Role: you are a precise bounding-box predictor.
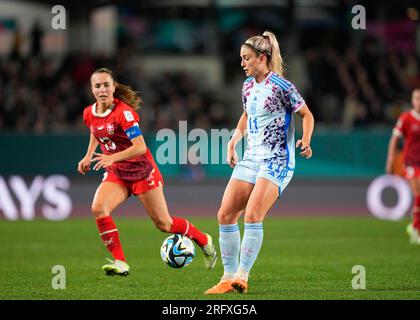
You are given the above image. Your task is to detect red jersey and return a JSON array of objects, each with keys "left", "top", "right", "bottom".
[
  {"left": 83, "top": 99, "right": 153, "bottom": 181},
  {"left": 393, "top": 110, "right": 420, "bottom": 167}
]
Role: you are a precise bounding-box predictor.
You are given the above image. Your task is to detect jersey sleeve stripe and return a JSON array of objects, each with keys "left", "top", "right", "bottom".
[
  {"left": 270, "top": 75, "right": 292, "bottom": 90},
  {"left": 293, "top": 101, "right": 305, "bottom": 112},
  {"left": 392, "top": 128, "right": 403, "bottom": 138},
  {"left": 270, "top": 77, "right": 290, "bottom": 90}
]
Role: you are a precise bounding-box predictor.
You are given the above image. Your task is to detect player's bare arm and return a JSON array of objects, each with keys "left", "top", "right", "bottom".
[
  {"left": 295, "top": 104, "right": 314, "bottom": 159},
  {"left": 91, "top": 135, "right": 147, "bottom": 171},
  {"left": 78, "top": 132, "right": 99, "bottom": 175},
  {"left": 386, "top": 134, "right": 401, "bottom": 174},
  {"left": 227, "top": 111, "right": 248, "bottom": 168}
]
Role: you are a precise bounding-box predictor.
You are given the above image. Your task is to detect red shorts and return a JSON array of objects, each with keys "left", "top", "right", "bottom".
[
  {"left": 102, "top": 165, "right": 164, "bottom": 196},
  {"left": 404, "top": 166, "right": 420, "bottom": 180}
]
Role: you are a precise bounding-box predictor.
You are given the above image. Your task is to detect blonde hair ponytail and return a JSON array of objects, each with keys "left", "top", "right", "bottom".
[
  {"left": 262, "top": 31, "right": 284, "bottom": 77},
  {"left": 243, "top": 30, "right": 284, "bottom": 77}
]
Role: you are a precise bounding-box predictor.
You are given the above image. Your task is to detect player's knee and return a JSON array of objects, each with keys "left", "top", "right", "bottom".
[
  {"left": 245, "top": 202, "right": 263, "bottom": 215},
  {"left": 91, "top": 203, "right": 109, "bottom": 219},
  {"left": 217, "top": 209, "right": 240, "bottom": 225}
]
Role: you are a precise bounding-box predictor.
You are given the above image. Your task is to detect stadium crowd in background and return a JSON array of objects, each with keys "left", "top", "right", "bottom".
[
  {"left": 0, "top": 52, "right": 230, "bottom": 133},
  {"left": 0, "top": 15, "right": 419, "bottom": 133},
  {"left": 305, "top": 42, "right": 420, "bottom": 128}
]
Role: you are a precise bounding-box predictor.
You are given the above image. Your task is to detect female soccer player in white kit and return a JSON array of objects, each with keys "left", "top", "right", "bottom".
[{"left": 205, "top": 31, "right": 314, "bottom": 294}]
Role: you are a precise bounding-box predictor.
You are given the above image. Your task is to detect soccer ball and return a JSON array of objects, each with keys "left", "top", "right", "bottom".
[{"left": 160, "top": 234, "right": 195, "bottom": 268}]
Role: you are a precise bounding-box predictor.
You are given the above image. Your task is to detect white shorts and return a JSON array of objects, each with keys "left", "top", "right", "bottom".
[{"left": 231, "top": 159, "right": 294, "bottom": 196}]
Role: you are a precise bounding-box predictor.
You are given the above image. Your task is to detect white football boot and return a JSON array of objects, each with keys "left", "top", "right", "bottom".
[
  {"left": 202, "top": 233, "right": 217, "bottom": 269},
  {"left": 102, "top": 258, "right": 130, "bottom": 276},
  {"left": 406, "top": 223, "right": 420, "bottom": 245}
]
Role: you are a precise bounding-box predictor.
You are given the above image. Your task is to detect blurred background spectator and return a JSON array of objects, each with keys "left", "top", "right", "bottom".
[{"left": 0, "top": 0, "right": 419, "bottom": 134}]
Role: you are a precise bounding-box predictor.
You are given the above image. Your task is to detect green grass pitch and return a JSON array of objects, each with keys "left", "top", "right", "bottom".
[{"left": 0, "top": 217, "right": 419, "bottom": 300}]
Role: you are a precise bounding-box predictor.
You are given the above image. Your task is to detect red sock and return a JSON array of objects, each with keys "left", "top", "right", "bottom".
[
  {"left": 96, "top": 216, "right": 126, "bottom": 261},
  {"left": 170, "top": 216, "right": 208, "bottom": 247},
  {"left": 413, "top": 196, "right": 420, "bottom": 231}
]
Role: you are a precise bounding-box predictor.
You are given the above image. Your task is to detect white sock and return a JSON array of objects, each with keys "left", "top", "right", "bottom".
[
  {"left": 219, "top": 223, "right": 240, "bottom": 280},
  {"left": 237, "top": 267, "right": 249, "bottom": 282},
  {"left": 238, "top": 222, "right": 263, "bottom": 281}
]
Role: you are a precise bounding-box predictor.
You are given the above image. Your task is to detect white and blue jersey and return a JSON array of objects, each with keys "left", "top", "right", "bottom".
[
  {"left": 242, "top": 71, "right": 305, "bottom": 169},
  {"left": 232, "top": 71, "right": 305, "bottom": 194}
]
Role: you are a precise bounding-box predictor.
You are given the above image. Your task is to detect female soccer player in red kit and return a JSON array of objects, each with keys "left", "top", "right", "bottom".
[
  {"left": 386, "top": 88, "right": 420, "bottom": 245},
  {"left": 78, "top": 68, "right": 217, "bottom": 275}
]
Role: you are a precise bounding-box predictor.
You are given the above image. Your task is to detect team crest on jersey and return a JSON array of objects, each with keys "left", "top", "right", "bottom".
[{"left": 107, "top": 123, "right": 115, "bottom": 135}]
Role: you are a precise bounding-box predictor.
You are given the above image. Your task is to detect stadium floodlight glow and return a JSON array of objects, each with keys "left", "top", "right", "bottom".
[{"left": 366, "top": 174, "right": 411, "bottom": 221}]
